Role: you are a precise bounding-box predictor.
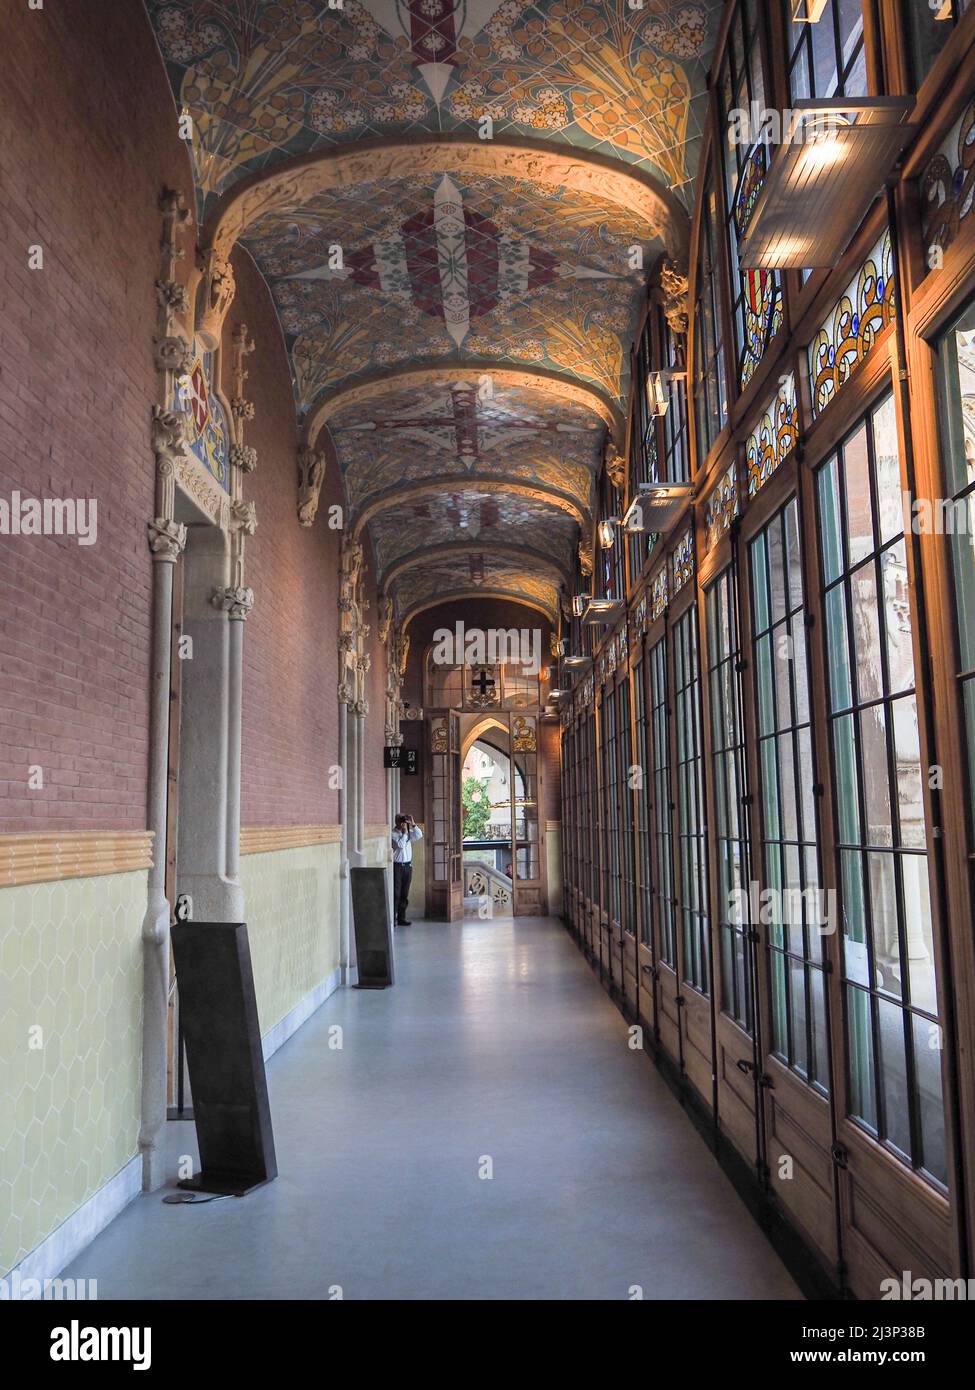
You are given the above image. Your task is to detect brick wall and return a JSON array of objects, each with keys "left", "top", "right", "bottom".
[
  {"left": 0, "top": 1, "right": 194, "bottom": 831},
  {"left": 231, "top": 252, "right": 345, "bottom": 829}
]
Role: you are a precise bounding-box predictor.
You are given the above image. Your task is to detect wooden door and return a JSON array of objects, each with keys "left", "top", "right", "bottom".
[
  {"left": 427, "top": 710, "right": 463, "bottom": 921},
  {"left": 510, "top": 713, "right": 546, "bottom": 916}
]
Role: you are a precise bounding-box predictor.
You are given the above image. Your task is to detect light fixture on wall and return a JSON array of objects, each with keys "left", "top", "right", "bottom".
[
  {"left": 572, "top": 593, "right": 591, "bottom": 617},
  {"left": 622, "top": 483, "right": 695, "bottom": 534},
  {"left": 582, "top": 597, "right": 625, "bottom": 624},
  {"left": 598, "top": 519, "right": 619, "bottom": 549},
  {"left": 739, "top": 98, "right": 915, "bottom": 270},
  {"left": 645, "top": 371, "right": 669, "bottom": 417},
  {"left": 791, "top": 0, "right": 828, "bottom": 19},
  {"left": 563, "top": 654, "right": 592, "bottom": 670}
]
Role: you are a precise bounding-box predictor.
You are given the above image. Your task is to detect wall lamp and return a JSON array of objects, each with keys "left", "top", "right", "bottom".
[
  {"left": 598, "top": 519, "right": 619, "bottom": 550},
  {"left": 571, "top": 593, "right": 591, "bottom": 618},
  {"left": 791, "top": 0, "right": 828, "bottom": 19}
]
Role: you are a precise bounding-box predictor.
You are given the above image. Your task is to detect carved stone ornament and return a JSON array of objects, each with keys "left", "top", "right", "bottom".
[
  {"left": 402, "top": 703, "right": 423, "bottom": 721},
  {"left": 151, "top": 404, "right": 188, "bottom": 462},
  {"left": 338, "top": 680, "right": 355, "bottom": 705},
  {"left": 351, "top": 698, "right": 368, "bottom": 717},
  {"left": 155, "top": 279, "right": 189, "bottom": 315},
  {"left": 549, "top": 631, "right": 561, "bottom": 658},
  {"left": 211, "top": 584, "right": 255, "bottom": 620},
  {"left": 660, "top": 258, "right": 690, "bottom": 336},
  {"left": 579, "top": 539, "right": 594, "bottom": 578},
  {"left": 356, "top": 653, "right": 372, "bottom": 676},
  {"left": 230, "top": 443, "right": 258, "bottom": 474},
  {"left": 196, "top": 249, "right": 236, "bottom": 347},
  {"left": 232, "top": 397, "right": 255, "bottom": 422},
  {"left": 297, "top": 448, "right": 326, "bottom": 527},
  {"left": 154, "top": 335, "right": 195, "bottom": 376},
  {"left": 230, "top": 499, "right": 258, "bottom": 536},
  {"left": 147, "top": 516, "right": 187, "bottom": 562},
  {"left": 378, "top": 595, "right": 393, "bottom": 646},
  {"left": 605, "top": 446, "right": 627, "bottom": 490}
]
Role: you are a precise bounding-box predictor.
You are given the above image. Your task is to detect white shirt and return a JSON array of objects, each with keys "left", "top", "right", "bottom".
[{"left": 391, "top": 826, "right": 422, "bottom": 864}]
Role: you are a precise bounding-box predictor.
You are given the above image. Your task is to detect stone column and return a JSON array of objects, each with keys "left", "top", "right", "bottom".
[
  {"left": 218, "top": 585, "right": 253, "bottom": 909},
  {"left": 140, "top": 517, "right": 186, "bottom": 1191}
]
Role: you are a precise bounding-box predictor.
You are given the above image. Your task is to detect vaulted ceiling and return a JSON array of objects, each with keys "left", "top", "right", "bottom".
[{"left": 148, "top": 0, "right": 721, "bottom": 627}]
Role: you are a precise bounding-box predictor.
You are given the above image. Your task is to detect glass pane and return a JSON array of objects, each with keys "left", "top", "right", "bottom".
[
  {"left": 912, "top": 1014, "right": 947, "bottom": 1185},
  {"left": 846, "top": 985, "right": 878, "bottom": 1132},
  {"left": 844, "top": 424, "right": 874, "bottom": 567},
  {"left": 902, "top": 857, "right": 937, "bottom": 1015},
  {"left": 851, "top": 562, "right": 883, "bottom": 703},
  {"left": 877, "top": 996, "right": 911, "bottom": 1158}
]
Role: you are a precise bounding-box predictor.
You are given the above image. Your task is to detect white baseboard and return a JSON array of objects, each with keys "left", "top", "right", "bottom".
[
  {"left": 261, "top": 964, "right": 343, "bottom": 1061},
  {"left": 2, "top": 1154, "right": 141, "bottom": 1293}
]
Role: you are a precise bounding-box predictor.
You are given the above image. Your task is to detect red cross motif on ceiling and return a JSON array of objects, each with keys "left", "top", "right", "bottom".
[{"left": 341, "top": 385, "right": 593, "bottom": 466}]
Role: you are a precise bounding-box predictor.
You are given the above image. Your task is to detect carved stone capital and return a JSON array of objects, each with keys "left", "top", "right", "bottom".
[
  {"left": 356, "top": 654, "right": 371, "bottom": 675},
  {"left": 231, "top": 443, "right": 258, "bottom": 474},
  {"left": 230, "top": 499, "right": 258, "bottom": 536},
  {"left": 154, "top": 335, "right": 195, "bottom": 376},
  {"left": 351, "top": 699, "right": 368, "bottom": 718},
  {"left": 196, "top": 248, "right": 236, "bottom": 348},
  {"left": 211, "top": 585, "right": 255, "bottom": 620},
  {"left": 385, "top": 729, "right": 404, "bottom": 747},
  {"left": 147, "top": 517, "right": 187, "bottom": 562},
  {"left": 297, "top": 448, "right": 326, "bottom": 527},
  {"left": 338, "top": 680, "right": 355, "bottom": 705}
]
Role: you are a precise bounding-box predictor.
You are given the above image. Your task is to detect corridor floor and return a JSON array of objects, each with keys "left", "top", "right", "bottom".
[{"left": 66, "top": 917, "right": 801, "bottom": 1300}]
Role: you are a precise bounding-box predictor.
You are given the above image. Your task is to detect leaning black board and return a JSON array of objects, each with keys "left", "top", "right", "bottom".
[
  {"left": 350, "top": 866, "right": 394, "bottom": 988},
  {"left": 170, "top": 921, "right": 277, "bottom": 1195}
]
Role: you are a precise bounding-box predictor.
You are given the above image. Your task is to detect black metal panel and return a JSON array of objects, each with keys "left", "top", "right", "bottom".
[
  {"left": 351, "top": 866, "right": 394, "bottom": 988},
  {"left": 170, "top": 922, "right": 277, "bottom": 1196}
]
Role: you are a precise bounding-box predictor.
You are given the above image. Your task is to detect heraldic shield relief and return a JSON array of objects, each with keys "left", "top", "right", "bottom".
[{"left": 173, "top": 344, "right": 232, "bottom": 489}]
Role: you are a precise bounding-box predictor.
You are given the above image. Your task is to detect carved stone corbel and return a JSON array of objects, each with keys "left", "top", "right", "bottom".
[
  {"left": 579, "top": 538, "right": 594, "bottom": 578},
  {"left": 605, "top": 446, "right": 626, "bottom": 490},
  {"left": 297, "top": 448, "right": 327, "bottom": 527},
  {"left": 660, "top": 258, "right": 690, "bottom": 336},
  {"left": 377, "top": 594, "right": 393, "bottom": 645},
  {"left": 211, "top": 585, "right": 255, "bottom": 620},
  {"left": 196, "top": 248, "right": 236, "bottom": 349}
]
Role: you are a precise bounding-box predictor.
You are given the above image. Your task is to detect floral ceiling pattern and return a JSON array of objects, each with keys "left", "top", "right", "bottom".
[
  {"left": 149, "top": 0, "right": 719, "bottom": 215},
  {"left": 147, "top": 0, "right": 718, "bottom": 624}
]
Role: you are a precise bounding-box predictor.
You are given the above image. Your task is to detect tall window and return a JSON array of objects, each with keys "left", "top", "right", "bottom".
[
  {"left": 662, "top": 314, "right": 690, "bottom": 484},
  {"left": 784, "top": 0, "right": 867, "bottom": 102},
  {"left": 718, "top": 0, "right": 783, "bottom": 390},
  {"left": 935, "top": 301, "right": 975, "bottom": 845},
  {"left": 674, "top": 610, "right": 710, "bottom": 994},
  {"left": 617, "top": 679, "right": 637, "bottom": 937},
  {"left": 633, "top": 659, "right": 653, "bottom": 948},
  {"left": 751, "top": 499, "right": 829, "bottom": 1088},
  {"left": 601, "top": 693, "right": 620, "bottom": 921},
  {"left": 707, "top": 569, "right": 752, "bottom": 1032},
  {"left": 817, "top": 395, "right": 946, "bottom": 1183},
  {"left": 694, "top": 173, "right": 729, "bottom": 459},
  {"left": 650, "top": 637, "right": 677, "bottom": 966},
  {"left": 906, "top": 0, "right": 970, "bottom": 90}
]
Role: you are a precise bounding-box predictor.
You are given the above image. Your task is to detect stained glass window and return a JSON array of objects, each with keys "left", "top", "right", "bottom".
[
  {"left": 808, "top": 228, "right": 895, "bottom": 416},
  {"left": 651, "top": 567, "right": 669, "bottom": 622},
  {"left": 921, "top": 98, "right": 975, "bottom": 275},
  {"left": 745, "top": 372, "right": 799, "bottom": 498},
  {"left": 694, "top": 172, "right": 729, "bottom": 459},
  {"left": 672, "top": 530, "right": 694, "bottom": 592},
  {"left": 719, "top": 1, "right": 784, "bottom": 390},
  {"left": 705, "top": 463, "right": 740, "bottom": 550}
]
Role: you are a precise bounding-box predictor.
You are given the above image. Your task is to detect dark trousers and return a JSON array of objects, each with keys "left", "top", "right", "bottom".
[{"left": 393, "top": 862, "right": 413, "bottom": 924}]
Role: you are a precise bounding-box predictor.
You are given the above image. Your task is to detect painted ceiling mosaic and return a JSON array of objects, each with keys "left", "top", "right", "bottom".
[
  {"left": 148, "top": 0, "right": 720, "bottom": 216},
  {"left": 329, "top": 380, "right": 599, "bottom": 512},
  {"left": 147, "top": 0, "right": 720, "bottom": 624},
  {"left": 240, "top": 171, "right": 660, "bottom": 407}
]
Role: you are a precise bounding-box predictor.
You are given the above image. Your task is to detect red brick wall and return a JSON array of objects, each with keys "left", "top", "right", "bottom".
[
  {"left": 229, "top": 252, "right": 348, "bottom": 829},
  {"left": 0, "top": 1, "right": 195, "bottom": 832},
  {"left": 360, "top": 552, "right": 388, "bottom": 826}
]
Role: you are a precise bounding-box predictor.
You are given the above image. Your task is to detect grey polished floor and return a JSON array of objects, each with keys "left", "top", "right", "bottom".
[{"left": 66, "top": 917, "right": 801, "bottom": 1300}]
